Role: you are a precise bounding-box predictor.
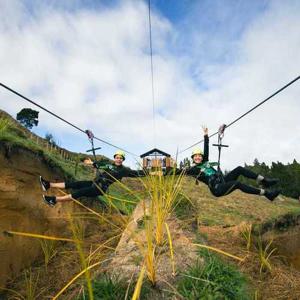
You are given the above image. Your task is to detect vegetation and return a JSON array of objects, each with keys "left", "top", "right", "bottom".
[
  {"left": 177, "top": 249, "right": 249, "bottom": 300},
  {"left": 2, "top": 110, "right": 300, "bottom": 299},
  {"left": 16, "top": 108, "right": 39, "bottom": 130},
  {"left": 243, "top": 158, "right": 300, "bottom": 199},
  {"left": 84, "top": 274, "right": 150, "bottom": 300}
]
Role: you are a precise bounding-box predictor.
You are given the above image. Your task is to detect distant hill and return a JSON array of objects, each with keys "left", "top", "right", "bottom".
[{"left": 0, "top": 109, "right": 109, "bottom": 163}]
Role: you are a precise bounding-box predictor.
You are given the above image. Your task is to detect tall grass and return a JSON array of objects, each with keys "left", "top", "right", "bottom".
[
  {"left": 68, "top": 214, "right": 94, "bottom": 300},
  {"left": 1, "top": 269, "right": 44, "bottom": 300},
  {"left": 143, "top": 167, "right": 186, "bottom": 246},
  {"left": 256, "top": 236, "right": 277, "bottom": 274},
  {"left": 177, "top": 248, "right": 250, "bottom": 300},
  {"left": 240, "top": 223, "right": 253, "bottom": 251},
  {"left": 39, "top": 240, "right": 57, "bottom": 271},
  {"left": 0, "top": 117, "right": 11, "bottom": 134}
]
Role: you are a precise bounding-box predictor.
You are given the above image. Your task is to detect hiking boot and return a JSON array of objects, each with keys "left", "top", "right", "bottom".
[
  {"left": 43, "top": 195, "right": 56, "bottom": 207},
  {"left": 261, "top": 177, "right": 279, "bottom": 188},
  {"left": 265, "top": 189, "right": 281, "bottom": 201},
  {"left": 39, "top": 176, "right": 50, "bottom": 191}
]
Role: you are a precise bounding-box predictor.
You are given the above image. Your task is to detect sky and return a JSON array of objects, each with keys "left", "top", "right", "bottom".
[{"left": 0, "top": 0, "right": 299, "bottom": 170}]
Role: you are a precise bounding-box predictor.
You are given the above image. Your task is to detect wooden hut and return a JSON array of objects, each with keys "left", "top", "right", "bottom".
[{"left": 140, "top": 148, "right": 174, "bottom": 170}]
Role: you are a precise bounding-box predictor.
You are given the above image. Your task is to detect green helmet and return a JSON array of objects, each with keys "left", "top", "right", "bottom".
[
  {"left": 191, "top": 148, "right": 203, "bottom": 159},
  {"left": 114, "top": 150, "right": 125, "bottom": 160}
]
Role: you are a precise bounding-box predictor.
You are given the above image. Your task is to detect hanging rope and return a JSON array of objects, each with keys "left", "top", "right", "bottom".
[
  {"left": 0, "top": 82, "right": 139, "bottom": 157},
  {"left": 179, "top": 75, "right": 300, "bottom": 153}
]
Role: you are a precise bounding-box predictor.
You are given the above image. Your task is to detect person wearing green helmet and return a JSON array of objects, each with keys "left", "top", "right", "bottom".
[
  {"left": 40, "top": 150, "right": 145, "bottom": 207},
  {"left": 177, "top": 126, "right": 280, "bottom": 201}
]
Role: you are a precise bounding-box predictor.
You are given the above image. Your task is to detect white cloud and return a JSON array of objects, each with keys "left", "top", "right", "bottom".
[{"left": 0, "top": 0, "right": 299, "bottom": 170}]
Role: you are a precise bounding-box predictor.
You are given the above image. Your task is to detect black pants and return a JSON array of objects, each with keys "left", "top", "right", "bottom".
[
  {"left": 65, "top": 181, "right": 104, "bottom": 199},
  {"left": 210, "top": 166, "right": 261, "bottom": 197}
]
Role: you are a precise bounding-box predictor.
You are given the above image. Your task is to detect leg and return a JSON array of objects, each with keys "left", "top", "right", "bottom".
[
  {"left": 211, "top": 181, "right": 280, "bottom": 201},
  {"left": 65, "top": 181, "right": 94, "bottom": 189},
  {"left": 52, "top": 180, "right": 94, "bottom": 189},
  {"left": 211, "top": 180, "right": 261, "bottom": 197},
  {"left": 224, "top": 166, "right": 279, "bottom": 188},
  {"left": 50, "top": 182, "right": 66, "bottom": 189},
  {"left": 224, "top": 166, "right": 258, "bottom": 182},
  {"left": 39, "top": 176, "right": 93, "bottom": 191},
  {"left": 43, "top": 183, "right": 103, "bottom": 207}
]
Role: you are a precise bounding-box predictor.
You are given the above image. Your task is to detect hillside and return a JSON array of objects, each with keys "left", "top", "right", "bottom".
[
  {"left": 1, "top": 110, "right": 300, "bottom": 299},
  {"left": 0, "top": 111, "right": 107, "bottom": 287}
]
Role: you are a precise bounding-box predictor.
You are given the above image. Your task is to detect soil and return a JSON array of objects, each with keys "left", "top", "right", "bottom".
[{"left": 0, "top": 143, "right": 73, "bottom": 287}]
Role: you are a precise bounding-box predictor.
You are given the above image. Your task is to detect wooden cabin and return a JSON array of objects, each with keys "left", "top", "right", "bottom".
[{"left": 140, "top": 148, "right": 175, "bottom": 170}]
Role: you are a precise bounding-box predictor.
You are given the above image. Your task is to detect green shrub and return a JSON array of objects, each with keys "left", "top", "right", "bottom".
[{"left": 177, "top": 249, "right": 250, "bottom": 300}]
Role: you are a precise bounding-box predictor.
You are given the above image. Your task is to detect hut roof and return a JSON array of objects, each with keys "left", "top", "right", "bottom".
[{"left": 140, "top": 148, "right": 171, "bottom": 158}]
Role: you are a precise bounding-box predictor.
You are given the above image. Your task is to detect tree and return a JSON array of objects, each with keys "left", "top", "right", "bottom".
[
  {"left": 45, "top": 132, "right": 57, "bottom": 146},
  {"left": 16, "top": 108, "right": 39, "bottom": 130}
]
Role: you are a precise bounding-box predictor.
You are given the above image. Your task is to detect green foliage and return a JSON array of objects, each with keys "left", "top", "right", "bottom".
[
  {"left": 173, "top": 194, "right": 195, "bottom": 220},
  {"left": 242, "top": 159, "right": 300, "bottom": 198},
  {"left": 180, "top": 157, "right": 191, "bottom": 169},
  {"left": 0, "top": 117, "right": 11, "bottom": 134},
  {"left": 45, "top": 132, "right": 58, "bottom": 146},
  {"left": 16, "top": 108, "right": 39, "bottom": 130},
  {"left": 177, "top": 249, "right": 250, "bottom": 300},
  {"left": 84, "top": 274, "right": 149, "bottom": 300}
]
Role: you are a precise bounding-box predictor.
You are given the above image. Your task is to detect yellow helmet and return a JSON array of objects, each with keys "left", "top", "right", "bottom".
[
  {"left": 191, "top": 148, "right": 203, "bottom": 159},
  {"left": 114, "top": 150, "right": 125, "bottom": 160}
]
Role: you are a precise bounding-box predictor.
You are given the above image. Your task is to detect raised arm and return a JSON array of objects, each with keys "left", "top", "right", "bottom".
[{"left": 203, "top": 126, "right": 209, "bottom": 162}]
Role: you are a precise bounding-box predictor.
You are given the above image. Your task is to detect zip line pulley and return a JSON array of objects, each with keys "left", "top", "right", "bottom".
[
  {"left": 212, "top": 124, "right": 228, "bottom": 173},
  {"left": 85, "top": 129, "right": 101, "bottom": 162}
]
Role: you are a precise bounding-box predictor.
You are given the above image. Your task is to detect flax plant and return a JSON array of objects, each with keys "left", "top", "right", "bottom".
[
  {"left": 131, "top": 266, "right": 146, "bottom": 300},
  {"left": 68, "top": 214, "right": 94, "bottom": 300},
  {"left": 39, "top": 239, "right": 57, "bottom": 271},
  {"left": 143, "top": 167, "right": 186, "bottom": 246},
  {"left": 240, "top": 223, "right": 252, "bottom": 251},
  {"left": 144, "top": 215, "right": 156, "bottom": 285},
  {"left": 256, "top": 237, "right": 277, "bottom": 274},
  {"left": 1, "top": 270, "right": 43, "bottom": 300}
]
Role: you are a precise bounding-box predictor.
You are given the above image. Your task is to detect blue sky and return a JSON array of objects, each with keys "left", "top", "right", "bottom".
[{"left": 0, "top": 0, "right": 300, "bottom": 169}]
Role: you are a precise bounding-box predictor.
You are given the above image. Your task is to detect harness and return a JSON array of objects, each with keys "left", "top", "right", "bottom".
[{"left": 194, "top": 161, "right": 219, "bottom": 185}]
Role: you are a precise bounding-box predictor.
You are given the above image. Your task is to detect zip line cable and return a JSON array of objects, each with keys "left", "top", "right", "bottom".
[
  {"left": 0, "top": 82, "right": 139, "bottom": 157},
  {"left": 148, "top": 0, "right": 157, "bottom": 148},
  {"left": 179, "top": 75, "right": 300, "bottom": 153}
]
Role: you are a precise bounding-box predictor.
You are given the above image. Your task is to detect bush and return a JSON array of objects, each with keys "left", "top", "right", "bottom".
[{"left": 177, "top": 249, "right": 250, "bottom": 300}]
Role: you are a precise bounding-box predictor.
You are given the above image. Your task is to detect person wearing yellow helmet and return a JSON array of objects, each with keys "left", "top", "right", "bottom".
[
  {"left": 188, "top": 126, "right": 280, "bottom": 200},
  {"left": 114, "top": 150, "right": 125, "bottom": 163},
  {"left": 40, "top": 150, "right": 144, "bottom": 207},
  {"left": 179, "top": 126, "right": 280, "bottom": 201}
]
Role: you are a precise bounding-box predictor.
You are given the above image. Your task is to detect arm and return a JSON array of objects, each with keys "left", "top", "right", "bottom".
[
  {"left": 203, "top": 126, "right": 209, "bottom": 162},
  {"left": 124, "top": 168, "right": 146, "bottom": 178},
  {"left": 185, "top": 166, "right": 200, "bottom": 177}
]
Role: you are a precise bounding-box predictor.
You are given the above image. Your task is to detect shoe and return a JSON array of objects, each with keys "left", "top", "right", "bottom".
[
  {"left": 261, "top": 177, "right": 279, "bottom": 188},
  {"left": 265, "top": 189, "right": 281, "bottom": 201},
  {"left": 39, "top": 176, "right": 50, "bottom": 191},
  {"left": 43, "top": 195, "right": 56, "bottom": 207}
]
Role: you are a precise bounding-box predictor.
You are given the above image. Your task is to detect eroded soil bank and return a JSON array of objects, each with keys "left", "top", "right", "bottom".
[{"left": 0, "top": 143, "right": 73, "bottom": 287}]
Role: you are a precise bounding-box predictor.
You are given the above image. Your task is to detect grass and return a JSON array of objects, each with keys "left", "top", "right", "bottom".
[
  {"left": 0, "top": 114, "right": 97, "bottom": 181},
  {"left": 39, "top": 240, "right": 57, "bottom": 271},
  {"left": 177, "top": 248, "right": 250, "bottom": 300},
  {"left": 240, "top": 223, "right": 252, "bottom": 251},
  {"left": 255, "top": 236, "right": 277, "bottom": 275},
  {"left": 3, "top": 111, "right": 300, "bottom": 299},
  {"left": 82, "top": 274, "right": 149, "bottom": 300},
  {"left": 181, "top": 177, "right": 300, "bottom": 227}
]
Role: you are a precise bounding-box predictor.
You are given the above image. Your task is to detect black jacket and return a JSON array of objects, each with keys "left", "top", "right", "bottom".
[
  {"left": 166, "top": 134, "right": 214, "bottom": 185},
  {"left": 94, "top": 163, "right": 145, "bottom": 191}
]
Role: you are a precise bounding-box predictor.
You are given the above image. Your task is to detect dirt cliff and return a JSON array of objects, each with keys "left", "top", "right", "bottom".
[{"left": 0, "top": 142, "right": 73, "bottom": 287}]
